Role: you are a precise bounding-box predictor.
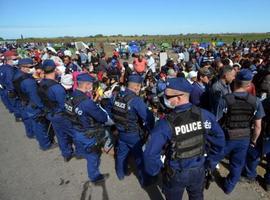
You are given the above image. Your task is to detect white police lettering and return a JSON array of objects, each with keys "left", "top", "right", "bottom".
[
  {"left": 175, "top": 121, "right": 202, "bottom": 135},
  {"left": 64, "top": 103, "right": 73, "bottom": 112},
  {"left": 114, "top": 101, "right": 126, "bottom": 109},
  {"left": 75, "top": 107, "right": 83, "bottom": 115},
  {"left": 203, "top": 120, "right": 212, "bottom": 129}
]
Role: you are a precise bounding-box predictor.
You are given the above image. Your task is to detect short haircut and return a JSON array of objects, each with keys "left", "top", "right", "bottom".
[
  {"left": 219, "top": 65, "right": 233, "bottom": 77},
  {"left": 43, "top": 66, "right": 55, "bottom": 74},
  {"left": 234, "top": 79, "right": 250, "bottom": 88}
]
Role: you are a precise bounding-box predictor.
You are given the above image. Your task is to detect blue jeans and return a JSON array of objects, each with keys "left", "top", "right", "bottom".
[{"left": 162, "top": 166, "right": 205, "bottom": 200}]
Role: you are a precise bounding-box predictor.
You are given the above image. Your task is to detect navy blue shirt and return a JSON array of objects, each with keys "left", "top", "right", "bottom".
[
  {"left": 72, "top": 89, "right": 108, "bottom": 131},
  {"left": 143, "top": 103, "right": 225, "bottom": 176},
  {"left": 1, "top": 64, "right": 16, "bottom": 91},
  {"left": 13, "top": 70, "right": 44, "bottom": 109}
]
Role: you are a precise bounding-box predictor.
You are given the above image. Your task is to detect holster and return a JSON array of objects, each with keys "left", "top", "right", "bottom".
[
  {"left": 7, "top": 91, "right": 17, "bottom": 99},
  {"left": 162, "top": 162, "right": 176, "bottom": 183}
]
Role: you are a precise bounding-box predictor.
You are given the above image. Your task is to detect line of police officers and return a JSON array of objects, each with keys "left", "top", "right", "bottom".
[{"left": 0, "top": 55, "right": 269, "bottom": 199}]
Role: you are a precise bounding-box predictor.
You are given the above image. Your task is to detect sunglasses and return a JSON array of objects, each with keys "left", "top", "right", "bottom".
[{"left": 165, "top": 94, "right": 184, "bottom": 99}]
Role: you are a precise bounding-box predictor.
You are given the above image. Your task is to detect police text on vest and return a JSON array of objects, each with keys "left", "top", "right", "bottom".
[{"left": 175, "top": 121, "right": 202, "bottom": 135}]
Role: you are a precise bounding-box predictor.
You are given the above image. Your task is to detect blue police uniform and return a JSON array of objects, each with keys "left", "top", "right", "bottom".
[
  {"left": 69, "top": 73, "right": 109, "bottom": 182},
  {"left": 215, "top": 69, "right": 265, "bottom": 194},
  {"left": 111, "top": 74, "right": 155, "bottom": 186},
  {"left": 0, "top": 64, "right": 13, "bottom": 111},
  {"left": 13, "top": 58, "right": 52, "bottom": 150},
  {"left": 242, "top": 97, "right": 270, "bottom": 185},
  {"left": 0, "top": 64, "right": 16, "bottom": 113},
  {"left": 144, "top": 77, "right": 225, "bottom": 200},
  {"left": 39, "top": 60, "right": 74, "bottom": 159}
]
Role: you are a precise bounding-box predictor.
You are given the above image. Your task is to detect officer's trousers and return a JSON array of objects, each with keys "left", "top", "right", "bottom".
[
  {"left": 243, "top": 139, "right": 270, "bottom": 184},
  {"left": 20, "top": 105, "right": 35, "bottom": 138},
  {"left": 9, "top": 97, "right": 22, "bottom": 118},
  {"left": 47, "top": 113, "right": 73, "bottom": 158},
  {"left": 162, "top": 165, "right": 205, "bottom": 200},
  {"left": 222, "top": 139, "right": 250, "bottom": 194},
  {"left": 32, "top": 117, "right": 52, "bottom": 150},
  {"left": 71, "top": 129, "right": 102, "bottom": 182},
  {"left": 116, "top": 133, "right": 148, "bottom": 186},
  {"left": 0, "top": 90, "right": 14, "bottom": 113}
]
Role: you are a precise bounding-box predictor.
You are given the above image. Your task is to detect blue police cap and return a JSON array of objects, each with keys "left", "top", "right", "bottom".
[
  {"left": 128, "top": 74, "right": 143, "bottom": 84},
  {"left": 166, "top": 77, "right": 193, "bottom": 93},
  {"left": 236, "top": 69, "right": 253, "bottom": 81},
  {"left": 18, "top": 58, "right": 33, "bottom": 66},
  {"left": 42, "top": 59, "right": 56, "bottom": 70},
  {"left": 77, "top": 73, "right": 95, "bottom": 83}
]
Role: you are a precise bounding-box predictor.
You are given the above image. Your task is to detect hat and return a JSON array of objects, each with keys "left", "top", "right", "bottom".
[
  {"left": 3, "top": 51, "right": 16, "bottom": 58},
  {"left": 233, "top": 63, "right": 241, "bottom": 69},
  {"left": 236, "top": 69, "right": 253, "bottom": 81},
  {"left": 60, "top": 74, "right": 73, "bottom": 89},
  {"left": 77, "top": 73, "right": 95, "bottom": 83},
  {"left": 56, "top": 65, "right": 65, "bottom": 75},
  {"left": 64, "top": 50, "right": 72, "bottom": 57},
  {"left": 167, "top": 77, "right": 193, "bottom": 93},
  {"left": 18, "top": 58, "right": 33, "bottom": 66},
  {"left": 188, "top": 71, "right": 197, "bottom": 79},
  {"left": 167, "top": 68, "right": 177, "bottom": 77},
  {"left": 128, "top": 74, "right": 143, "bottom": 84},
  {"left": 42, "top": 59, "right": 56, "bottom": 72},
  {"left": 146, "top": 51, "right": 153, "bottom": 56}
]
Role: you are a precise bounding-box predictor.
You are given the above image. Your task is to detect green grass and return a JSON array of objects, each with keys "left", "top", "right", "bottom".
[{"left": 16, "top": 33, "right": 270, "bottom": 44}]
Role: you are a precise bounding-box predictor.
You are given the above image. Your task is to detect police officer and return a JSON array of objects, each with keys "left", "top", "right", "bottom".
[
  {"left": 38, "top": 59, "right": 73, "bottom": 161},
  {"left": 66, "top": 73, "right": 109, "bottom": 184},
  {"left": 241, "top": 95, "right": 270, "bottom": 191},
  {"left": 12, "top": 57, "right": 55, "bottom": 150},
  {"left": 0, "top": 51, "right": 18, "bottom": 116},
  {"left": 111, "top": 74, "right": 155, "bottom": 186},
  {"left": 215, "top": 69, "right": 265, "bottom": 194},
  {"left": 143, "top": 77, "right": 225, "bottom": 200}
]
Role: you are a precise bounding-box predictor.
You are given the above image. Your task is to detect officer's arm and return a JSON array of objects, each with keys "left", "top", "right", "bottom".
[
  {"left": 143, "top": 120, "right": 171, "bottom": 176},
  {"left": 216, "top": 97, "right": 226, "bottom": 121},
  {"left": 252, "top": 99, "right": 265, "bottom": 145},
  {"left": 133, "top": 97, "right": 155, "bottom": 130},
  {"left": 85, "top": 100, "right": 108, "bottom": 123},
  {"left": 53, "top": 86, "right": 66, "bottom": 110},
  {"left": 203, "top": 110, "right": 225, "bottom": 170},
  {"left": 5, "top": 68, "right": 14, "bottom": 90},
  {"left": 24, "top": 80, "right": 44, "bottom": 108}
]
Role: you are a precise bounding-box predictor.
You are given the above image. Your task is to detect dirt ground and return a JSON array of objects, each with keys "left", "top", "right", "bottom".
[{"left": 0, "top": 102, "right": 270, "bottom": 200}]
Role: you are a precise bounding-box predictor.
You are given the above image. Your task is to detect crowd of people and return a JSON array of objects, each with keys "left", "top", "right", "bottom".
[{"left": 0, "top": 38, "right": 270, "bottom": 200}]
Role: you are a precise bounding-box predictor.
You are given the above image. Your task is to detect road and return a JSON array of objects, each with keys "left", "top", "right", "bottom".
[{"left": 0, "top": 102, "right": 269, "bottom": 200}]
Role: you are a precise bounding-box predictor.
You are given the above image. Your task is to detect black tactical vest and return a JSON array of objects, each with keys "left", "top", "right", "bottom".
[
  {"left": 13, "top": 73, "right": 33, "bottom": 103},
  {"left": 166, "top": 106, "right": 205, "bottom": 160},
  {"left": 37, "top": 79, "right": 58, "bottom": 110},
  {"left": 111, "top": 93, "right": 138, "bottom": 132},
  {"left": 223, "top": 93, "right": 257, "bottom": 139},
  {"left": 64, "top": 94, "right": 106, "bottom": 142},
  {"left": 64, "top": 94, "right": 88, "bottom": 126}
]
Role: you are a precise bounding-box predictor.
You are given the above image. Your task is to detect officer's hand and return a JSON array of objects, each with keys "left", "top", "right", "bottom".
[{"left": 250, "top": 141, "right": 256, "bottom": 148}]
